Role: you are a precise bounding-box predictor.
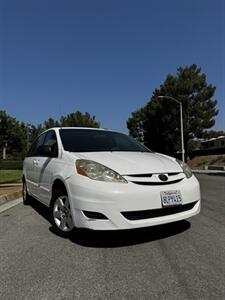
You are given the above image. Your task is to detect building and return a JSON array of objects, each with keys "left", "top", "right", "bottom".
[{"left": 201, "top": 136, "right": 225, "bottom": 150}]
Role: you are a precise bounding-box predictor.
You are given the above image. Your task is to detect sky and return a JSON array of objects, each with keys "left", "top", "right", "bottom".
[{"left": 1, "top": 0, "right": 225, "bottom": 133}]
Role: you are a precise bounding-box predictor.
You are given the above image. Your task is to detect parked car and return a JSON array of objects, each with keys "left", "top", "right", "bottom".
[{"left": 23, "top": 127, "right": 201, "bottom": 236}]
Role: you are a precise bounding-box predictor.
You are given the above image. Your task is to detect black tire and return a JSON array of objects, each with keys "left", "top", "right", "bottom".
[
  {"left": 22, "top": 179, "right": 31, "bottom": 205},
  {"left": 49, "top": 188, "right": 74, "bottom": 237}
]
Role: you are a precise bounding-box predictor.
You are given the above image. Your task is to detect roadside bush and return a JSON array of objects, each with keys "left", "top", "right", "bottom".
[{"left": 0, "top": 160, "right": 23, "bottom": 170}]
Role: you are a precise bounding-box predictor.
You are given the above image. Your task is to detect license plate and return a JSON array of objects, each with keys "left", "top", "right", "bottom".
[{"left": 160, "top": 190, "right": 182, "bottom": 207}]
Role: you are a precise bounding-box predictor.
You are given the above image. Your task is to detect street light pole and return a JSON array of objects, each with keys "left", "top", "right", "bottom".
[
  {"left": 158, "top": 96, "right": 185, "bottom": 162},
  {"left": 179, "top": 101, "right": 185, "bottom": 163}
]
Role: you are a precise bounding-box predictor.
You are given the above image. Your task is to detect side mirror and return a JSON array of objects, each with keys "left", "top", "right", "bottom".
[{"left": 37, "top": 145, "right": 52, "bottom": 157}]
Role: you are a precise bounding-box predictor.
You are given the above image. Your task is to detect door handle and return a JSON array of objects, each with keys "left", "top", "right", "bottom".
[{"left": 33, "top": 160, "right": 39, "bottom": 166}]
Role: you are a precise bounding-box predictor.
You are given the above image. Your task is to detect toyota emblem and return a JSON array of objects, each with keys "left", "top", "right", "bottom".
[{"left": 158, "top": 174, "right": 168, "bottom": 181}]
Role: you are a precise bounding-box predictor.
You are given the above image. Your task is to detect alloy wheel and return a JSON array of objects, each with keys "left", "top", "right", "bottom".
[{"left": 53, "top": 196, "right": 74, "bottom": 232}]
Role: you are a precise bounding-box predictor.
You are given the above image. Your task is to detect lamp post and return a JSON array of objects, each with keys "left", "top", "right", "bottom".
[{"left": 158, "top": 96, "right": 185, "bottom": 162}]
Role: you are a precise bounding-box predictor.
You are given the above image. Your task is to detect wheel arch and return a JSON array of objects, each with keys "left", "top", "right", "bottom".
[
  {"left": 51, "top": 178, "right": 68, "bottom": 198},
  {"left": 50, "top": 176, "right": 77, "bottom": 228},
  {"left": 49, "top": 179, "right": 75, "bottom": 235}
]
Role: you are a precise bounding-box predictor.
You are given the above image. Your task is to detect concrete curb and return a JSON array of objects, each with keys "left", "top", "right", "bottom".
[
  {"left": 0, "top": 190, "right": 22, "bottom": 206},
  {"left": 0, "top": 183, "right": 22, "bottom": 187}
]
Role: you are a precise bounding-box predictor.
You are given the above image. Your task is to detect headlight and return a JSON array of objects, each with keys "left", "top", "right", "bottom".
[
  {"left": 176, "top": 159, "right": 192, "bottom": 179},
  {"left": 76, "top": 159, "right": 128, "bottom": 183}
]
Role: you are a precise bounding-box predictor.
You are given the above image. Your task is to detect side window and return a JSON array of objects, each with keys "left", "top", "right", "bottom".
[
  {"left": 43, "top": 130, "right": 58, "bottom": 157},
  {"left": 27, "top": 133, "right": 46, "bottom": 157}
]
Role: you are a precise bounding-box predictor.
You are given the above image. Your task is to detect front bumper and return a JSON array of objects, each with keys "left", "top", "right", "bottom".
[{"left": 66, "top": 174, "right": 201, "bottom": 230}]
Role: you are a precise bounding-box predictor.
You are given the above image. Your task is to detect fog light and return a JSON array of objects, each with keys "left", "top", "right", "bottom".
[{"left": 83, "top": 211, "right": 108, "bottom": 220}]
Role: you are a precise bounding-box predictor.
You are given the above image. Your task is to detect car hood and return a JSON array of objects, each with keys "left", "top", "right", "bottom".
[{"left": 70, "top": 151, "right": 182, "bottom": 175}]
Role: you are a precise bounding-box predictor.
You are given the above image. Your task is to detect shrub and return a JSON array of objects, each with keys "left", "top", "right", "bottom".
[{"left": 0, "top": 160, "right": 23, "bottom": 170}]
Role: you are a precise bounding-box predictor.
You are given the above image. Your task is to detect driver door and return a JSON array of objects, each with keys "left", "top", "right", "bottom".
[{"left": 35, "top": 130, "right": 59, "bottom": 205}]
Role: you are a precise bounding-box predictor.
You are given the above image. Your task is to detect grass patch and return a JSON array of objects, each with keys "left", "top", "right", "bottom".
[{"left": 0, "top": 170, "right": 22, "bottom": 184}]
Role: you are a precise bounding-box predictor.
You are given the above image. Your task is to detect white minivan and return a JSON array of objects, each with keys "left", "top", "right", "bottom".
[{"left": 23, "top": 127, "right": 200, "bottom": 236}]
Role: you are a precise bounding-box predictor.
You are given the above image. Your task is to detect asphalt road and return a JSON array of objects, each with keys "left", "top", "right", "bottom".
[{"left": 0, "top": 174, "right": 225, "bottom": 300}]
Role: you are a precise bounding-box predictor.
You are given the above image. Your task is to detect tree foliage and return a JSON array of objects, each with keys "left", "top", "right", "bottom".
[
  {"left": 0, "top": 111, "right": 27, "bottom": 159},
  {"left": 127, "top": 64, "right": 218, "bottom": 156},
  {"left": 44, "top": 118, "right": 60, "bottom": 129},
  {"left": 60, "top": 111, "right": 100, "bottom": 128}
]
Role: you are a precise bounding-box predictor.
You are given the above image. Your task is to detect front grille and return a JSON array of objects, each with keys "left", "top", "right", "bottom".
[
  {"left": 131, "top": 178, "right": 183, "bottom": 185},
  {"left": 121, "top": 201, "right": 198, "bottom": 220},
  {"left": 126, "top": 173, "right": 153, "bottom": 178},
  {"left": 124, "top": 172, "right": 185, "bottom": 185},
  {"left": 126, "top": 172, "right": 180, "bottom": 178}
]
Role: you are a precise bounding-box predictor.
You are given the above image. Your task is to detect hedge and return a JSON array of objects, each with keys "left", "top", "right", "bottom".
[{"left": 0, "top": 160, "right": 23, "bottom": 170}]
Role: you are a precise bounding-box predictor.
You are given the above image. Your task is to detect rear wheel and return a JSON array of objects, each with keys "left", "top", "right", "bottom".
[
  {"left": 50, "top": 189, "right": 74, "bottom": 237},
  {"left": 22, "top": 179, "right": 31, "bottom": 205}
]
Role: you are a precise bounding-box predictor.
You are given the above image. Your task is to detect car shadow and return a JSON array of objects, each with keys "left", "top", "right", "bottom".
[
  {"left": 29, "top": 199, "right": 191, "bottom": 248},
  {"left": 68, "top": 220, "right": 191, "bottom": 248},
  {"left": 29, "top": 198, "right": 50, "bottom": 221}
]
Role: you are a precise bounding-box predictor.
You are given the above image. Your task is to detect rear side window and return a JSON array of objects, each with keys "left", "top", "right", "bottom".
[
  {"left": 43, "top": 130, "right": 58, "bottom": 157},
  {"left": 27, "top": 133, "right": 46, "bottom": 157}
]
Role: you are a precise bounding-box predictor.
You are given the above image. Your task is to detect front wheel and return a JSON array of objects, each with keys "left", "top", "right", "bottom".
[{"left": 50, "top": 189, "right": 74, "bottom": 237}]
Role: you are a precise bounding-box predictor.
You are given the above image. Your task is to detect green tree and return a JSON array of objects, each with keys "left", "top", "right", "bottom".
[
  {"left": 127, "top": 64, "right": 218, "bottom": 157},
  {"left": 44, "top": 117, "right": 60, "bottom": 129},
  {"left": 19, "top": 123, "right": 45, "bottom": 154},
  {"left": 60, "top": 111, "right": 100, "bottom": 128},
  {"left": 28, "top": 124, "right": 44, "bottom": 144},
  {"left": 0, "top": 111, "right": 26, "bottom": 159}
]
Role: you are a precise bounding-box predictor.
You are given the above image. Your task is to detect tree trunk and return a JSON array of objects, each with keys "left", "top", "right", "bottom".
[{"left": 3, "top": 146, "right": 6, "bottom": 159}]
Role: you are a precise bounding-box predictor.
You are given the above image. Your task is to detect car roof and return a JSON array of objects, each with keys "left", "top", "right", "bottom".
[
  {"left": 54, "top": 127, "right": 107, "bottom": 131},
  {"left": 40, "top": 127, "right": 127, "bottom": 137}
]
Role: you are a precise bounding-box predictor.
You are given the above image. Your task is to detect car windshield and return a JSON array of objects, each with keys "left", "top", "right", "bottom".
[{"left": 59, "top": 129, "right": 151, "bottom": 153}]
